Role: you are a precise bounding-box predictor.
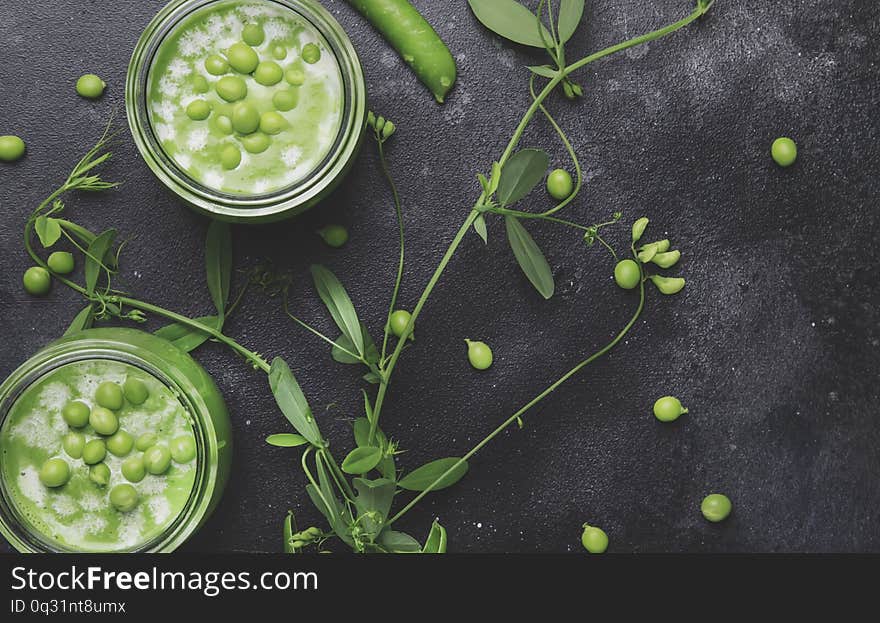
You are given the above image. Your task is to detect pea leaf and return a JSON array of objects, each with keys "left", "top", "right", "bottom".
[
  {"left": 283, "top": 512, "right": 295, "bottom": 554},
  {"left": 467, "top": 0, "right": 552, "bottom": 48},
  {"left": 154, "top": 315, "right": 222, "bottom": 353},
  {"left": 266, "top": 433, "right": 309, "bottom": 448},
  {"left": 63, "top": 305, "right": 94, "bottom": 336},
  {"left": 205, "top": 220, "right": 232, "bottom": 317},
  {"left": 353, "top": 417, "right": 388, "bottom": 449},
  {"left": 84, "top": 229, "right": 117, "bottom": 296},
  {"left": 269, "top": 357, "right": 323, "bottom": 447},
  {"left": 505, "top": 217, "right": 555, "bottom": 299},
  {"left": 558, "top": 0, "right": 585, "bottom": 44},
  {"left": 34, "top": 216, "right": 62, "bottom": 248},
  {"left": 316, "top": 456, "right": 354, "bottom": 546},
  {"left": 422, "top": 520, "right": 448, "bottom": 554},
  {"left": 398, "top": 457, "right": 468, "bottom": 492},
  {"left": 473, "top": 214, "right": 488, "bottom": 244},
  {"left": 353, "top": 477, "right": 396, "bottom": 535},
  {"left": 331, "top": 323, "right": 379, "bottom": 364},
  {"left": 528, "top": 64, "right": 559, "bottom": 79},
  {"left": 342, "top": 446, "right": 383, "bottom": 475},
  {"left": 497, "top": 149, "right": 549, "bottom": 207},
  {"left": 58, "top": 220, "right": 97, "bottom": 247},
  {"left": 379, "top": 529, "right": 422, "bottom": 554},
  {"left": 363, "top": 371, "right": 381, "bottom": 385},
  {"left": 311, "top": 265, "right": 365, "bottom": 358}
]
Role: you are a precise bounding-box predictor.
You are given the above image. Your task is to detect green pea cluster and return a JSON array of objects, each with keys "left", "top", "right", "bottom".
[
  {"left": 287, "top": 526, "right": 323, "bottom": 550},
  {"left": 186, "top": 23, "right": 323, "bottom": 171},
  {"left": 39, "top": 376, "right": 197, "bottom": 514},
  {"left": 612, "top": 217, "right": 686, "bottom": 295}
]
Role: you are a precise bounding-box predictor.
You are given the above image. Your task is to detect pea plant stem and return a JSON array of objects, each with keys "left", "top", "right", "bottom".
[{"left": 376, "top": 137, "right": 407, "bottom": 365}]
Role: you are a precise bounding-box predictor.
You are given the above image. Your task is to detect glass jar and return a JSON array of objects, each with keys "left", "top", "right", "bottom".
[
  {"left": 0, "top": 328, "right": 231, "bottom": 553},
  {"left": 126, "top": 0, "right": 367, "bottom": 223}
]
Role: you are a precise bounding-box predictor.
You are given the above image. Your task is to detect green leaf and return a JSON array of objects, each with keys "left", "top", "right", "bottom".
[
  {"left": 473, "top": 214, "right": 488, "bottom": 244},
  {"left": 398, "top": 457, "right": 469, "bottom": 492},
  {"left": 310, "top": 265, "right": 364, "bottom": 357},
  {"left": 497, "top": 149, "right": 549, "bottom": 206},
  {"left": 378, "top": 454, "right": 396, "bottom": 481},
  {"left": 341, "top": 446, "right": 383, "bottom": 474},
  {"left": 467, "top": 0, "right": 552, "bottom": 48},
  {"left": 379, "top": 529, "right": 421, "bottom": 553},
  {"left": 283, "top": 512, "right": 295, "bottom": 553},
  {"left": 205, "top": 220, "right": 232, "bottom": 317},
  {"left": 269, "top": 357, "right": 323, "bottom": 447},
  {"left": 363, "top": 371, "right": 381, "bottom": 385},
  {"left": 422, "top": 520, "right": 448, "bottom": 554},
  {"left": 558, "top": 0, "right": 585, "bottom": 44},
  {"left": 84, "top": 229, "right": 116, "bottom": 296},
  {"left": 154, "top": 315, "right": 222, "bottom": 353},
  {"left": 331, "top": 323, "right": 378, "bottom": 364},
  {"left": 63, "top": 305, "right": 94, "bottom": 336},
  {"left": 266, "top": 433, "right": 309, "bottom": 448},
  {"left": 34, "top": 216, "right": 62, "bottom": 248},
  {"left": 505, "top": 216, "right": 555, "bottom": 299},
  {"left": 316, "top": 456, "right": 354, "bottom": 546},
  {"left": 528, "top": 65, "right": 559, "bottom": 79},
  {"left": 353, "top": 477, "right": 396, "bottom": 530},
  {"left": 353, "top": 417, "right": 388, "bottom": 449}
]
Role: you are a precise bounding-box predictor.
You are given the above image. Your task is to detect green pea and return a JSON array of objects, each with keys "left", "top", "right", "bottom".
[
  {"left": 0, "top": 135, "right": 26, "bottom": 162},
  {"left": 205, "top": 54, "right": 230, "bottom": 76},
  {"left": 170, "top": 436, "right": 197, "bottom": 464},
  {"left": 220, "top": 144, "right": 242, "bottom": 170},
  {"left": 215, "top": 114, "right": 233, "bottom": 135},
  {"left": 215, "top": 76, "right": 247, "bottom": 102},
  {"left": 285, "top": 67, "right": 305, "bottom": 86},
  {"left": 546, "top": 168, "right": 574, "bottom": 200},
  {"left": 317, "top": 224, "right": 349, "bottom": 248},
  {"left": 193, "top": 74, "right": 210, "bottom": 94},
  {"left": 613, "top": 259, "right": 641, "bottom": 290},
  {"left": 254, "top": 61, "right": 283, "bottom": 86},
  {"left": 580, "top": 524, "right": 609, "bottom": 554},
  {"left": 121, "top": 454, "right": 146, "bottom": 483},
  {"left": 465, "top": 339, "right": 493, "bottom": 370},
  {"left": 106, "top": 430, "right": 134, "bottom": 457},
  {"left": 632, "top": 217, "right": 649, "bottom": 243},
  {"left": 62, "top": 400, "right": 90, "bottom": 428},
  {"left": 389, "top": 310, "right": 412, "bottom": 338},
  {"left": 143, "top": 445, "right": 172, "bottom": 475},
  {"left": 241, "top": 132, "right": 271, "bottom": 154},
  {"left": 232, "top": 102, "right": 260, "bottom": 134},
  {"left": 227, "top": 42, "right": 259, "bottom": 74},
  {"left": 89, "top": 407, "right": 119, "bottom": 436},
  {"left": 95, "top": 381, "right": 124, "bottom": 410},
  {"left": 109, "top": 484, "right": 139, "bottom": 512},
  {"left": 271, "top": 45, "right": 288, "bottom": 61},
  {"left": 62, "top": 432, "right": 86, "bottom": 459},
  {"left": 23, "top": 266, "right": 51, "bottom": 296},
  {"left": 701, "top": 493, "right": 732, "bottom": 522},
  {"left": 75, "top": 74, "right": 105, "bottom": 99},
  {"left": 39, "top": 458, "right": 71, "bottom": 488},
  {"left": 649, "top": 275, "right": 685, "bottom": 295},
  {"left": 135, "top": 432, "right": 158, "bottom": 452},
  {"left": 259, "top": 111, "right": 288, "bottom": 135},
  {"left": 242, "top": 23, "right": 265, "bottom": 46},
  {"left": 89, "top": 463, "right": 111, "bottom": 487},
  {"left": 651, "top": 250, "right": 681, "bottom": 269},
  {"left": 186, "top": 99, "right": 212, "bottom": 120},
  {"left": 771, "top": 137, "right": 797, "bottom": 167},
  {"left": 123, "top": 377, "right": 149, "bottom": 405},
  {"left": 82, "top": 439, "right": 107, "bottom": 465},
  {"left": 653, "top": 396, "right": 688, "bottom": 422},
  {"left": 47, "top": 251, "right": 75, "bottom": 274},
  {"left": 272, "top": 89, "right": 298, "bottom": 112},
  {"left": 301, "top": 43, "right": 321, "bottom": 64}
]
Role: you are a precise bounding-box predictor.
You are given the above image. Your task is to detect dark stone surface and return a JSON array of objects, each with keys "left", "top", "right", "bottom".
[{"left": 1, "top": 0, "right": 878, "bottom": 553}]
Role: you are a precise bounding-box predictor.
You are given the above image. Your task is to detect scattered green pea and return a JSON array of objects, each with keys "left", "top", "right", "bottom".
[
  {"left": 651, "top": 250, "right": 681, "bottom": 269},
  {"left": 215, "top": 75, "right": 247, "bottom": 102},
  {"left": 220, "top": 144, "right": 242, "bottom": 170},
  {"left": 62, "top": 432, "right": 86, "bottom": 459},
  {"left": 193, "top": 74, "right": 210, "bottom": 93},
  {"left": 271, "top": 45, "right": 288, "bottom": 61},
  {"left": 613, "top": 259, "right": 641, "bottom": 290},
  {"left": 389, "top": 310, "right": 412, "bottom": 338},
  {"left": 23, "top": 266, "right": 51, "bottom": 296},
  {"left": 89, "top": 407, "right": 119, "bottom": 436},
  {"left": 47, "top": 251, "right": 75, "bottom": 274},
  {"left": 135, "top": 432, "right": 158, "bottom": 452},
  {"left": 317, "top": 225, "right": 349, "bottom": 248},
  {"left": 272, "top": 89, "right": 298, "bottom": 112},
  {"left": 107, "top": 430, "right": 134, "bottom": 457},
  {"left": 632, "top": 217, "right": 649, "bottom": 243},
  {"left": 110, "top": 483, "right": 139, "bottom": 512},
  {"left": 232, "top": 102, "right": 260, "bottom": 134},
  {"left": 0, "top": 135, "right": 26, "bottom": 162},
  {"left": 285, "top": 67, "right": 305, "bottom": 86},
  {"left": 39, "top": 458, "right": 71, "bottom": 488},
  {"left": 771, "top": 137, "right": 797, "bottom": 167},
  {"left": 89, "top": 463, "right": 111, "bottom": 487},
  {"left": 82, "top": 439, "right": 107, "bottom": 465},
  {"left": 186, "top": 99, "right": 212, "bottom": 121},
  {"left": 242, "top": 23, "right": 265, "bottom": 46},
  {"left": 143, "top": 445, "right": 172, "bottom": 475},
  {"left": 62, "top": 400, "right": 90, "bottom": 428},
  {"left": 122, "top": 377, "right": 149, "bottom": 405},
  {"left": 205, "top": 54, "right": 230, "bottom": 76},
  {"left": 241, "top": 132, "right": 271, "bottom": 154},
  {"left": 170, "top": 436, "right": 197, "bottom": 464},
  {"left": 653, "top": 396, "right": 688, "bottom": 422},
  {"left": 215, "top": 114, "right": 233, "bottom": 135},
  {"left": 649, "top": 275, "right": 685, "bottom": 295},
  {"left": 75, "top": 74, "right": 105, "bottom": 99},
  {"left": 301, "top": 43, "right": 321, "bottom": 64},
  {"left": 701, "top": 493, "right": 732, "bottom": 522},
  {"left": 259, "top": 111, "right": 288, "bottom": 136},
  {"left": 227, "top": 42, "right": 259, "bottom": 74},
  {"left": 121, "top": 454, "right": 146, "bottom": 483},
  {"left": 95, "top": 381, "right": 124, "bottom": 410},
  {"left": 465, "top": 339, "right": 493, "bottom": 370},
  {"left": 580, "top": 524, "right": 609, "bottom": 554},
  {"left": 546, "top": 168, "right": 574, "bottom": 200},
  {"left": 254, "top": 60, "right": 283, "bottom": 86}
]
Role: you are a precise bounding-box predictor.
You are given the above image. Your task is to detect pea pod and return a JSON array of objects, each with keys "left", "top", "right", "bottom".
[
  {"left": 632, "top": 217, "right": 649, "bottom": 242},
  {"left": 345, "top": 0, "right": 457, "bottom": 103},
  {"left": 651, "top": 250, "right": 681, "bottom": 269},
  {"left": 649, "top": 275, "right": 685, "bottom": 295},
  {"left": 639, "top": 239, "right": 670, "bottom": 253}
]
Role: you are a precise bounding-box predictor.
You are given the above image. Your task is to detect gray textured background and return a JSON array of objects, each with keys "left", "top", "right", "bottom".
[{"left": 1, "top": 0, "right": 878, "bottom": 553}]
